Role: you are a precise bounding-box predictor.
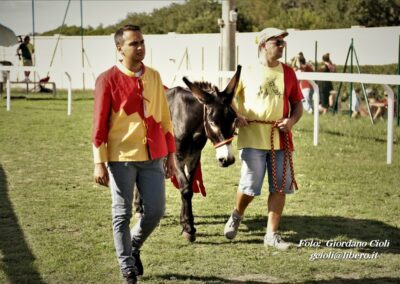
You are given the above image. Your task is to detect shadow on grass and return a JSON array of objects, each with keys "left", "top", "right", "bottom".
[
  {"left": 154, "top": 273, "right": 272, "bottom": 283},
  {"left": 0, "top": 165, "right": 44, "bottom": 283},
  {"left": 1, "top": 95, "right": 27, "bottom": 99},
  {"left": 244, "top": 215, "right": 400, "bottom": 254},
  {"left": 302, "top": 277, "right": 400, "bottom": 283},
  {"left": 297, "top": 125, "right": 392, "bottom": 144},
  {"left": 323, "top": 130, "right": 389, "bottom": 144},
  {"left": 152, "top": 274, "right": 400, "bottom": 283},
  {"left": 191, "top": 214, "right": 400, "bottom": 253}
]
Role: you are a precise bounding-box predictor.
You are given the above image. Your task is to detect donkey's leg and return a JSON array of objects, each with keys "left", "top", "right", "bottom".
[
  {"left": 177, "top": 155, "right": 200, "bottom": 242},
  {"left": 180, "top": 184, "right": 196, "bottom": 242}
]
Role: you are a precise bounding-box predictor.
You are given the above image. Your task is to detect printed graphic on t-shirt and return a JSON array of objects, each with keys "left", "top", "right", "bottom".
[{"left": 260, "top": 75, "right": 281, "bottom": 98}]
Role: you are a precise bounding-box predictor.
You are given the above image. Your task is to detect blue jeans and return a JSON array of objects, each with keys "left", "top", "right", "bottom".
[
  {"left": 239, "top": 148, "right": 295, "bottom": 196},
  {"left": 107, "top": 159, "right": 165, "bottom": 275}
]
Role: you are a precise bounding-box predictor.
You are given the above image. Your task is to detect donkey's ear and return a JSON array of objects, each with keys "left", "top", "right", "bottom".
[
  {"left": 182, "top": 77, "right": 214, "bottom": 105},
  {"left": 222, "top": 65, "right": 241, "bottom": 99}
]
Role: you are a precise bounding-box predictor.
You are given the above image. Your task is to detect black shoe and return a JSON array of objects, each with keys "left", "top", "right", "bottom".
[
  {"left": 132, "top": 250, "right": 143, "bottom": 276},
  {"left": 123, "top": 271, "right": 137, "bottom": 284}
]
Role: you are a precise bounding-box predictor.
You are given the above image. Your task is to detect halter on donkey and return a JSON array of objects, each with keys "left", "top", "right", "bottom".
[{"left": 166, "top": 66, "right": 242, "bottom": 242}]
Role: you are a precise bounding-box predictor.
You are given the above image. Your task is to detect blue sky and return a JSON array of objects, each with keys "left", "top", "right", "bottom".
[{"left": 0, "top": 0, "right": 184, "bottom": 36}]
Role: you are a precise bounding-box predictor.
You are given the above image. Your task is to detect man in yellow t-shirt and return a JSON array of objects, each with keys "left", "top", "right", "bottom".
[{"left": 224, "top": 27, "right": 303, "bottom": 250}]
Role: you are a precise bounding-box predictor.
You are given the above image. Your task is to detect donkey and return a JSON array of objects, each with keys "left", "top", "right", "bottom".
[
  {"left": 166, "top": 65, "right": 241, "bottom": 241},
  {"left": 134, "top": 66, "right": 241, "bottom": 242}
]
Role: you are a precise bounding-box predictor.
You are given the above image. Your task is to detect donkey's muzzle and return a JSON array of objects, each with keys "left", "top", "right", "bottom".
[{"left": 218, "top": 156, "right": 235, "bottom": 167}]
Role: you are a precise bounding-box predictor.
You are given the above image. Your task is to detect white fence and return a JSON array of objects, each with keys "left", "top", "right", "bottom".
[
  {"left": 0, "top": 66, "right": 73, "bottom": 115},
  {"left": 296, "top": 72, "right": 400, "bottom": 165}
]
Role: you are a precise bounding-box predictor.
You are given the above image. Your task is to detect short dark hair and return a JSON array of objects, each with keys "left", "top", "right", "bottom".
[
  {"left": 298, "top": 52, "right": 306, "bottom": 65},
  {"left": 114, "top": 25, "right": 141, "bottom": 46},
  {"left": 322, "top": 53, "right": 330, "bottom": 62}
]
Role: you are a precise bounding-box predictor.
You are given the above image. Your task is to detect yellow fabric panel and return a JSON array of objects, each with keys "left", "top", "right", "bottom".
[
  {"left": 93, "top": 142, "right": 108, "bottom": 164},
  {"left": 235, "top": 64, "right": 285, "bottom": 150},
  {"left": 107, "top": 110, "right": 149, "bottom": 162},
  {"left": 116, "top": 61, "right": 174, "bottom": 136}
]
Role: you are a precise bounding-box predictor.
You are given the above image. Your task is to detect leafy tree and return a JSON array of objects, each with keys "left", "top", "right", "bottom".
[
  {"left": 346, "top": 0, "right": 400, "bottom": 27},
  {"left": 236, "top": 0, "right": 278, "bottom": 31},
  {"left": 267, "top": 9, "right": 328, "bottom": 30}
]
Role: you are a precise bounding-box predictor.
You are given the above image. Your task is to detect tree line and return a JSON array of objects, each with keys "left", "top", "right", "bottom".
[{"left": 40, "top": 0, "right": 400, "bottom": 36}]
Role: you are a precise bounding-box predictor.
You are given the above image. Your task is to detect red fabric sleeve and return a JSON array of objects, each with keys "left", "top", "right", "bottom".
[
  {"left": 281, "top": 64, "right": 304, "bottom": 151},
  {"left": 92, "top": 73, "right": 111, "bottom": 149}
]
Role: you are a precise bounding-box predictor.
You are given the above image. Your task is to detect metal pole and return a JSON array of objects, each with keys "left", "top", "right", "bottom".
[
  {"left": 221, "top": 0, "right": 236, "bottom": 81},
  {"left": 285, "top": 42, "right": 287, "bottom": 64},
  {"left": 201, "top": 46, "right": 204, "bottom": 81},
  {"left": 48, "top": 0, "right": 71, "bottom": 72},
  {"left": 236, "top": 45, "right": 239, "bottom": 66},
  {"left": 353, "top": 47, "right": 374, "bottom": 124},
  {"left": 218, "top": 45, "right": 222, "bottom": 88},
  {"left": 314, "top": 41, "right": 318, "bottom": 71},
  {"left": 349, "top": 38, "right": 354, "bottom": 118},
  {"left": 31, "top": 0, "right": 35, "bottom": 37},
  {"left": 201, "top": 47, "right": 204, "bottom": 71},
  {"left": 6, "top": 72, "right": 10, "bottom": 111},
  {"left": 397, "top": 35, "right": 400, "bottom": 126},
  {"left": 80, "top": 0, "right": 85, "bottom": 90},
  {"left": 32, "top": 0, "right": 36, "bottom": 83},
  {"left": 335, "top": 42, "right": 352, "bottom": 112},
  {"left": 185, "top": 48, "right": 188, "bottom": 70}
]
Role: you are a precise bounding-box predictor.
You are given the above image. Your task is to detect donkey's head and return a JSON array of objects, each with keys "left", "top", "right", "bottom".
[{"left": 182, "top": 65, "right": 241, "bottom": 167}]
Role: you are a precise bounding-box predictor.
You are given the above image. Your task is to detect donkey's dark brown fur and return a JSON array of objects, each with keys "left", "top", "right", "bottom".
[{"left": 136, "top": 66, "right": 241, "bottom": 242}]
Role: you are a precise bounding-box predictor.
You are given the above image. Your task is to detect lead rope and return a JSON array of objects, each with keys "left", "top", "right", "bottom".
[{"left": 247, "top": 119, "right": 298, "bottom": 193}]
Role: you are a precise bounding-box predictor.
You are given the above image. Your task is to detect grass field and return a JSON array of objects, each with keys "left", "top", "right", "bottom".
[{"left": 0, "top": 91, "right": 399, "bottom": 284}]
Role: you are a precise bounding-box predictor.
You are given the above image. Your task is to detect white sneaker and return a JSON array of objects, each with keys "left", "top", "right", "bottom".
[
  {"left": 224, "top": 210, "right": 243, "bottom": 239},
  {"left": 264, "top": 232, "right": 291, "bottom": 250}
]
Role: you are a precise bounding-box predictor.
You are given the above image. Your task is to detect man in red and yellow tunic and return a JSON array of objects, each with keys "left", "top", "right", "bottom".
[
  {"left": 92, "top": 25, "right": 176, "bottom": 284},
  {"left": 224, "top": 27, "right": 303, "bottom": 250}
]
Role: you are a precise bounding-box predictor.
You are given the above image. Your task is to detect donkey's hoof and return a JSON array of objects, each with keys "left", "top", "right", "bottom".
[{"left": 182, "top": 231, "right": 196, "bottom": 242}]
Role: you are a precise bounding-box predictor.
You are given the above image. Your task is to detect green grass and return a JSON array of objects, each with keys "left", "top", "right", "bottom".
[{"left": 0, "top": 92, "right": 399, "bottom": 283}]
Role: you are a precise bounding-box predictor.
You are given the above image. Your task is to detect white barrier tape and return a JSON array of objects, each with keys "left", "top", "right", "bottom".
[
  {"left": 296, "top": 72, "right": 400, "bottom": 85},
  {"left": 172, "top": 70, "right": 236, "bottom": 78}
]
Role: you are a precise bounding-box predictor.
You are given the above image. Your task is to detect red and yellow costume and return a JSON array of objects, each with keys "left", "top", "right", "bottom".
[{"left": 92, "top": 62, "right": 175, "bottom": 163}]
